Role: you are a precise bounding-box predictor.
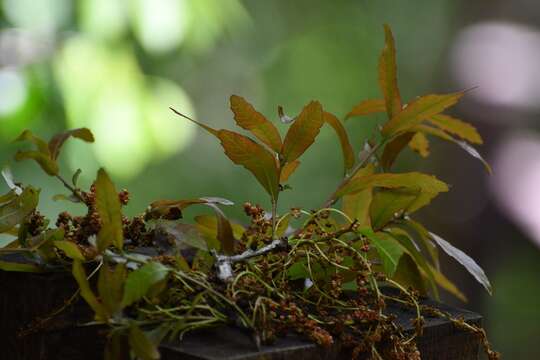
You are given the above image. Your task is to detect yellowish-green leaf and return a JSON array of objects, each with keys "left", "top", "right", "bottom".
[
  {"left": 408, "top": 132, "right": 430, "bottom": 157},
  {"left": 360, "top": 228, "right": 403, "bottom": 277},
  {"left": 381, "top": 93, "right": 463, "bottom": 137},
  {"left": 95, "top": 169, "right": 123, "bottom": 252},
  {"left": 230, "top": 95, "right": 282, "bottom": 152},
  {"left": 0, "top": 186, "right": 39, "bottom": 233},
  {"left": 282, "top": 101, "right": 324, "bottom": 162},
  {"left": 15, "top": 130, "right": 50, "bottom": 154},
  {"left": 429, "top": 114, "right": 482, "bottom": 144},
  {"left": 121, "top": 261, "right": 170, "bottom": 307},
  {"left": 380, "top": 132, "right": 414, "bottom": 170},
  {"left": 323, "top": 111, "right": 355, "bottom": 172},
  {"left": 426, "top": 263, "right": 467, "bottom": 302},
  {"left": 342, "top": 164, "right": 375, "bottom": 228},
  {"left": 48, "top": 128, "right": 95, "bottom": 160},
  {"left": 54, "top": 240, "right": 85, "bottom": 261},
  {"left": 129, "top": 325, "right": 160, "bottom": 360},
  {"left": 0, "top": 260, "right": 43, "bottom": 272},
  {"left": 15, "top": 151, "right": 59, "bottom": 176},
  {"left": 379, "top": 24, "right": 402, "bottom": 120},
  {"left": 337, "top": 172, "right": 449, "bottom": 212},
  {"left": 280, "top": 160, "right": 300, "bottom": 183},
  {"left": 392, "top": 253, "right": 427, "bottom": 295},
  {"left": 370, "top": 188, "right": 420, "bottom": 230},
  {"left": 218, "top": 130, "right": 280, "bottom": 201},
  {"left": 345, "top": 99, "right": 386, "bottom": 119},
  {"left": 98, "top": 263, "right": 126, "bottom": 315},
  {"left": 72, "top": 260, "right": 108, "bottom": 321}
]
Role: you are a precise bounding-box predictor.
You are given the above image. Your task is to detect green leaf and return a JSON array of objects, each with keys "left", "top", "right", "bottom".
[
  {"left": 381, "top": 93, "right": 463, "bottom": 137},
  {"left": 287, "top": 260, "right": 309, "bottom": 280},
  {"left": 428, "top": 114, "right": 482, "bottom": 144},
  {"left": 72, "top": 260, "right": 108, "bottom": 321},
  {"left": 15, "top": 150, "right": 59, "bottom": 176},
  {"left": 370, "top": 188, "right": 420, "bottom": 230},
  {"left": 345, "top": 99, "right": 385, "bottom": 119},
  {"left": 279, "top": 160, "right": 300, "bottom": 183},
  {"left": 323, "top": 111, "right": 355, "bottom": 173},
  {"left": 0, "top": 186, "right": 40, "bottom": 233},
  {"left": 402, "top": 219, "right": 439, "bottom": 269},
  {"left": 129, "top": 325, "right": 160, "bottom": 360},
  {"left": 95, "top": 169, "right": 123, "bottom": 252},
  {"left": 54, "top": 240, "right": 85, "bottom": 260},
  {"left": 98, "top": 263, "right": 126, "bottom": 315},
  {"left": 392, "top": 253, "right": 427, "bottom": 295},
  {"left": 282, "top": 101, "right": 324, "bottom": 162},
  {"left": 195, "top": 215, "right": 245, "bottom": 244},
  {"left": 230, "top": 95, "right": 282, "bottom": 152},
  {"left": 336, "top": 172, "right": 448, "bottom": 212},
  {"left": 429, "top": 231, "right": 492, "bottom": 295},
  {"left": 0, "top": 260, "right": 43, "bottom": 272},
  {"left": 48, "top": 128, "right": 95, "bottom": 160},
  {"left": 121, "top": 262, "right": 170, "bottom": 307},
  {"left": 379, "top": 24, "right": 402, "bottom": 120},
  {"left": 218, "top": 130, "right": 280, "bottom": 201},
  {"left": 359, "top": 228, "right": 403, "bottom": 277}
]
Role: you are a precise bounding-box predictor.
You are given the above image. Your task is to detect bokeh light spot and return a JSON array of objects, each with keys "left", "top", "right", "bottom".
[{"left": 0, "top": 69, "right": 27, "bottom": 116}]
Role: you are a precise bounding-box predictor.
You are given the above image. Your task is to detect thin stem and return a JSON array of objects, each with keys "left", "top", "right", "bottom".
[{"left": 55, "top": 174, "right": 86, "bottom": 203}]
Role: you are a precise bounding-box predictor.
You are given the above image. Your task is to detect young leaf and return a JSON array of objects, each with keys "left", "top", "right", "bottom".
[
  {"left": 336, "top": 172, "right": 448, "bottom": 212},
  {"left": 203, "top": 203, "right": 235, "bottom": 255},
  {"left": 72, "top": 260, "right": 108, "bottom": 321},
  {"left": 230, "top": 95, "right": 282, "bottom": 152},
  {"left": 98, "top": 263, "right": 126, "bottom": 315},
  {"left": 360, "top": 229, "right": 404, "bottom": 277},
  {"left": 95, "top": 169, "right": 123, "bottom": 252},
  {"left": 408, "top": 132, "right": 430, "bottom": 157},
  {"left": 15, "top": 151, "right": 59, "bottom": 176},
  {"left": 48, "top": 128, "right": 95, "bottom": 160},
  {"left": 15, "top": 130, "right": 50, "bottom": 154},
  {"left": 54, "top": 240, "right": 85, "bottom": 261},
  {"left": 121, "top": 261, "right": 170, "bottom": 307},
  {"left": 429, "top": 231, "right": 492, "bottom": 295},
  {"left": 281, "top": 101, "right": 324, "bottom": 162},
  {"left": 323, "top": 111, "right": 355, "bottom": 172},
  {"left": 129, "top": 325, "right": 160, "bottom": 360},
  {"left": 380, "top": 132, "right": 414, "bottom": 170},
  {"left": 345, "top": 99, "right": 386, "bottom": 119},
  {"left": 381, "top": 93, "right": 463, "bottom": 137},
  {"left": 280, "top": 160, "right": 300, "bottom": 183},
  {"left": 218, "top": 130, "right": 280, "bottom": 201},
  {"left": 379, "top": 24, "right": 402, "bottom": 120},
  {"left": 428, "top": 114, "right": 482, "bottom": 144},
  {"left": 0, "top": 186, "right": 40, "bottom": 233}
]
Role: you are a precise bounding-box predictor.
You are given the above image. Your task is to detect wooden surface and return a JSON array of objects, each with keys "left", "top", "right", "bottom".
[{"left": 0, "top": 256, "right": 482, "bottom": 360}]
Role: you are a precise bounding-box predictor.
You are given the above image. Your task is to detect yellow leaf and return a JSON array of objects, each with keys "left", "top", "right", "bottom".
[
  {"left": 345, "top": 99, "right": 386, "bottom": 119},
  {"left": 54, "top": 240, "right": 85, "bottom": 261},
  {"left": 282, "top": 101, "right": 324, "bottom": 162},
  {"left": 95, "top": 169, "right": 123, "bottom": 252},
  {"left": 323, "top": 111, "right": 355, "bottom": 172},
  {"left": 72, "top": 260, "right": 108, "bottom": 321},
  {"left": 342, "top": 164, "right": 375, "bottom": 227},
  {"left": 230, "top": 95, "right": 282, "bottom": 152},
  {"left": 408, "top": 132, "right": 430, "bottom": 157},
  {"left": 15, "top": 151, "right": 59, "bottom": 176},
  {"left": 280, "top": 160, "right": 300, "bottom": 183},
  {"left": 428, "top": 114, "right": 482, "bottom": 144},
  {"left": 379, "top": 24, "right": 402, "bottom": 119},
  {"left": 381, "top": 93, "right": 463, "bottom": 137},
  {"left": 218, "top": 130, "right": 280, "bottom": 201},
  {"left": 336, "top": 172, "right": 449, "bottom": 212},
  {"left": 98, "top": 263, "right": 126, "bottom": 315},
  {"left": 129, "top": 325, "right": 160, "bottom": 360}
]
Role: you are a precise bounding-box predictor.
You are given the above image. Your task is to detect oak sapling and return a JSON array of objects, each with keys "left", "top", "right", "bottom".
[{"left": 0, "top": 25, "right": 499, "bottom": 359}]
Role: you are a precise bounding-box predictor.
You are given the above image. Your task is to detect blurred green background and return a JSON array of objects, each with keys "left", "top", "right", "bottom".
[{"left": 1, "top": 1, "right": 539, "bottom": 358}]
